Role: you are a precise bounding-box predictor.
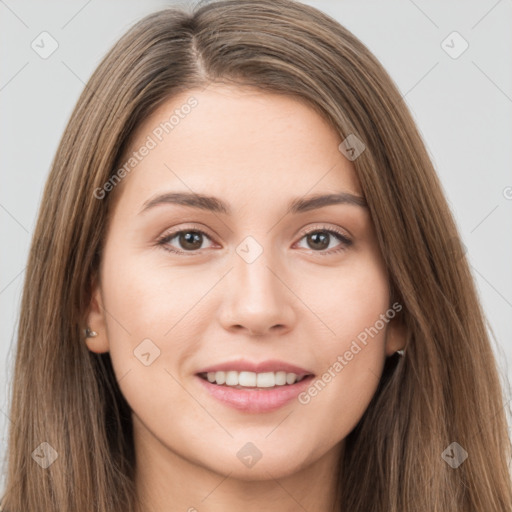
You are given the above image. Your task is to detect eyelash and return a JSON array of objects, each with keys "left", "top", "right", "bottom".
[{"left": 156, "top": 225, "right": 353, "bottom": 257}]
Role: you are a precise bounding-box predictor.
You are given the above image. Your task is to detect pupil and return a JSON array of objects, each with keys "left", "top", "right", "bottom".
[
  {"left": 181, "top": 231, "right": 202, "bottom": 250},
  {"left": 309, "top": 232, "right": 329, "bottom": 250}
]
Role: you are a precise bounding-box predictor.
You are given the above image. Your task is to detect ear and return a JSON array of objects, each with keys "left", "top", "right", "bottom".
[
  {"left": 384, "top": 315, "right": 407, "bottom": 357},
  {"left": 84, "top": 275, "right": 110, "bottom": 354}
]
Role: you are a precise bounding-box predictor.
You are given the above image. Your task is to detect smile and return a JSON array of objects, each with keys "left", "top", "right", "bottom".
[
  {"left": 198, "top": 370, "right": 310, "bottom": 389},
  {"left": 195, "top": 373, "right": 315, "bottom": 413}
]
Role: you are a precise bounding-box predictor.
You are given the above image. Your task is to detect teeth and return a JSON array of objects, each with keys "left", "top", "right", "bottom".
[
  {"left": 239, "top": 371, "right": 256, "bottom": 386},
  {"left": 225, "top": 371, "right": 238, "bottom": 386},
  {"left": 205, "top": 370, "right": 306, "bottom": 388}
]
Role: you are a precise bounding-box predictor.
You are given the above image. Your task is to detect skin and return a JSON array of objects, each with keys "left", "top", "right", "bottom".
[{"left": 86, "top": 84, "right": 405, "bottom": 512}]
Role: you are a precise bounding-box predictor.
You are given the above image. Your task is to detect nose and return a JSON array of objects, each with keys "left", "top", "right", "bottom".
[{"left": 217, "top": 243, "right": 295, "bottom": 337}]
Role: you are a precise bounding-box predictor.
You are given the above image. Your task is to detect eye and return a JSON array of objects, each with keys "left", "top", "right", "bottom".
[
  {"left": 156, "top": 227, "right": 215, "bottom": 255},
  {"left": 156, "top": 224, "right": 353, "bottom": 256},
  {"left": 295, "top": 225, "right": 352, "bottom": 255}
]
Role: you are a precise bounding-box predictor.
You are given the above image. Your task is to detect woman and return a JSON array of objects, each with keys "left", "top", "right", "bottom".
[{"left": 2, "top": 0, "right": 511, "bottom": 510}]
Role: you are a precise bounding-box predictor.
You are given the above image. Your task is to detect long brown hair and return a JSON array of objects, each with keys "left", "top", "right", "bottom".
[{"left": 2, "top": 1, "right": 511, "bottom": 510}]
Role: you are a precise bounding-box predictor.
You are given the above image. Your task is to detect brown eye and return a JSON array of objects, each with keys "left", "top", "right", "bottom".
[
  {"left": 296, "top": 227, "right": 352, "bottom": 255},
  {"left": 177, "top": 231, "right": 204, "bottom": 251},
  {"left": 157, "top": 229, "right": 214, "bottom": 255},
  {"left": 306, "top": 231, "right": 330, "bottom": 250}
]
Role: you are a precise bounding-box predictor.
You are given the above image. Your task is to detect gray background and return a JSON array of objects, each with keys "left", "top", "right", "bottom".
[{"left": 1, "top": 0, "right": 511, "bottom": 490}]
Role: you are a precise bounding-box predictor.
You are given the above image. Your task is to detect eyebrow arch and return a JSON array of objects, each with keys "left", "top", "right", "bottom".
[{"left": 139, "top": 191, "right": 368, "bottom": 216}]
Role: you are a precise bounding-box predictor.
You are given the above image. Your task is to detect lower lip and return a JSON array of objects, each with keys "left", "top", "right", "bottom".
[{"left": 195, "top": 374, "right": 315, "bottom": 413}]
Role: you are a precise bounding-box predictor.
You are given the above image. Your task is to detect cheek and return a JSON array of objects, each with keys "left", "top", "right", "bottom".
[
  {"left": 98, "top": 251, "right": 201, "bottom": 422},
  {"left": 294, "top": 249, "right": 390, "bottom": 424},
  {"left": 99, "top": 244, "right": 218, "bottom": 397},
  {"left": 101, "top": 244, "right": 210, "bottom": 339},
  {"left": 304, "top": 247, "right": 390, "bottom": 355}
]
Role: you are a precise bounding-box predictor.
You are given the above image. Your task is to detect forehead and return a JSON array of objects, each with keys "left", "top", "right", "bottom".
[{"left": 113, "top": 84, "right": 362, "bottom": 214}]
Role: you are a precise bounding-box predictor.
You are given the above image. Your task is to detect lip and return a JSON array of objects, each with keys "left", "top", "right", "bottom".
[
  {"left": 195, "top": 359, "right": 313, "bottom": 377},
  {"left": 195, "top": 373, "right": 315, "bottom": 413}
]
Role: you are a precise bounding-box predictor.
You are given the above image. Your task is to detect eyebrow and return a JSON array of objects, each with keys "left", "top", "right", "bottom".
[{"left": 139, "top": 191, "right": 368, "bottom": 216}]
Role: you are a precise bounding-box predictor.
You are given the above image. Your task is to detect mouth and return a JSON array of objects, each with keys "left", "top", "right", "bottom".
[
  {"left": 195, "top": 370, "right": 316, "bottom": 413},
  {"left": 197, "top": 370, "right": 313, "bottom": 390}
]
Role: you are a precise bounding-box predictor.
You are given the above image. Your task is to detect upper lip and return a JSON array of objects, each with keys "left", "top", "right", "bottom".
[{"left": 196, "top": 359, "right": 314, "bottom": 377}]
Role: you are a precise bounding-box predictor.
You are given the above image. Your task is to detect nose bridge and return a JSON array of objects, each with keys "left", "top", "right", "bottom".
[
  {"left": 233, "top": 234, "right": 282, "bottom": 302},
  {"left": 219, "top": 234, "right": 293, "bottom": 334}
]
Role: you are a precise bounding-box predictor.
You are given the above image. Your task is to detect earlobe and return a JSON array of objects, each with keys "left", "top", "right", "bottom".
[{"left": 84, "top": 282, "right": 110, "bottom": 354}]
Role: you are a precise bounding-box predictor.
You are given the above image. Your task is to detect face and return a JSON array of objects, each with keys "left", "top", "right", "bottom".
[{"left": 86, "top": 84, "right": 404, "bottom": 482}]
